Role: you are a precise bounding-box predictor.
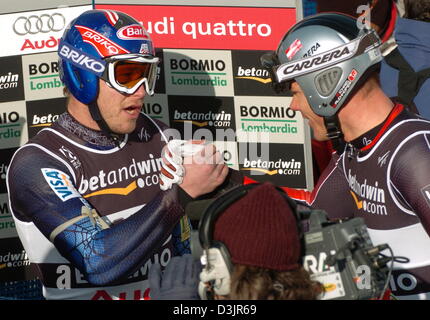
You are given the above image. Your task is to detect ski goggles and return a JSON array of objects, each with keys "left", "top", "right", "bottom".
[{"left": 101, "top": 54, "right": 160, "bottom": 96}]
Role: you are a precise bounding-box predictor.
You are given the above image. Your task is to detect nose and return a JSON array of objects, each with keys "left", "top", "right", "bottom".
[
  {"left": 132, "top": 84, "right": 146, "bottom": 98},
  {"left": 289, "top": 96, "right": 300, "bottom": 112}
]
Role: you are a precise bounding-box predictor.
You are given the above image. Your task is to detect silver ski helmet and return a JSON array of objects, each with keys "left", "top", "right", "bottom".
[{"left": 273, "top": 13, "right": 382, "bottom": 117}]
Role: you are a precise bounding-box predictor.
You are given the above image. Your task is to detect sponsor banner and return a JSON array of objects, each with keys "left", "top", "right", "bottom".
[
  {"left": 0, "top": 56, "right": 25, "bottom": 103},
  {"left": 22, "top": 52, "right": 64, "bottom": 101},
  {"left": 238, "top": 142, "right": 307, "bottom": 188},
  {"left": 0, "top": 194, "right": 17, "bottom": 239},
  {"left": 0, "top": 237, "right": 37, "bottom": 281},
  {"left": 164, "top": 49, "right": 234, "bottom": 97},
  {"left": 96, "top": 5, "right": 296, "bottom": 50},
  {"left": 232, "top": 50, "right": 290, "bottom": 97},
  {"left": 26, "top": 97, "right": 67, "bottom": 138},
  {"left": 168, "top": 95, "right": 236, "bottom": 141},
  {"left": 0, "top": 5, "right": 93, "bottom": 57},
  {"left": 234, "top": 96, "right": 306, "bottom": 144},
  {"left": 0, "top": 148, "right": 16, "bottom": 194},
  {"left": 0, "top": 101, "right": 28, "bottom": 149},
  {"left": 213, "top": 141, "right": 239, "bottom": 170},
  {"left": 94, "top": 0, "right": 296, "bottom": 8},
  {"left": 142, "top": 94, "right": 170, "bottom": 127}
]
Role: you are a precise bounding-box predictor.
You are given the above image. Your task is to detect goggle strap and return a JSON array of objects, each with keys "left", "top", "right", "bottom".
[
  {"left": 104, "top": 54, "right": 159, "bottom": 64},
  {"left": 275, "top": 30, "right": 381, "bottom": 83},
  {"left": 59, "top": 40, "right": 106, "bottom": 77}
]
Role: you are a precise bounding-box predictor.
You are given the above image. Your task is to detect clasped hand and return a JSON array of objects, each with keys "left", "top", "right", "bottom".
[{"left": 160, "top": 141, "right": 229, "bottom": 198}]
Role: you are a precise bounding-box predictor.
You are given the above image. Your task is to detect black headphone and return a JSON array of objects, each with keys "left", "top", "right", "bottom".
[{"left": 197, "top": 182, "right": 300, "bottom": 299}]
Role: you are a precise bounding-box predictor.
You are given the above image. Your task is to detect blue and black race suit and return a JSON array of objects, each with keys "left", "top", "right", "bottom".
[{"left": 7, "top": 112, "right": 191, "bottom": 300}]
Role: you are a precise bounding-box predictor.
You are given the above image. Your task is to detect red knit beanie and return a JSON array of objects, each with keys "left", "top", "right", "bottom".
[{"left": 213, "top": 183, "right": 301, "bottom": 271}]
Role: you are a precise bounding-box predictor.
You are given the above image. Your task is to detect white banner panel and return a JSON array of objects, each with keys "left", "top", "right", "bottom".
[{"left": 0, "top": 5, "right": 92, "bottom": 57}]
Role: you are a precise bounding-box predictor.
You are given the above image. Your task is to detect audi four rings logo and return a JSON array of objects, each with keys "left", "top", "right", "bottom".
[{"left": 13, "top": 13, "right": 66, "bottom": 35}]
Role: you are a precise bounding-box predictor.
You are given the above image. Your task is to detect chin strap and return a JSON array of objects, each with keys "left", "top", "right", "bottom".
[
  {"left": 324, "top": 115, "right": 345, "bottom": 155},
  {"left": 88, "top": 101, "right": 122, "bottom": 148}
]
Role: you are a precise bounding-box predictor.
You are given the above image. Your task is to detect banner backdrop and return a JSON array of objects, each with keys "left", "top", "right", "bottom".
[
  {"left": 96, "top": 2, "right": 313, "bottom": 188},
  {"left": 0, "top": 0, "right": 314, "bottom": 290}
]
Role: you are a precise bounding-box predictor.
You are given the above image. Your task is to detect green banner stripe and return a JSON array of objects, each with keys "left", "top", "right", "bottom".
[
  {"left": 30, "top": 74, "right": 59, "bottom": 80},
  {"left": 171, "top": 71, "right": 226, "bottom": 75},
  {"left": 242, "top": 119, "right": 297, "bottom": 123},
  {"left": 0, "top": 123, "right": 20, "bottom": 128}
]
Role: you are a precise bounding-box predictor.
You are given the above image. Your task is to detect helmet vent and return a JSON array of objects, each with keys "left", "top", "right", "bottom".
[{"left": 315, "top": 67, "right": 342, "bottom": 96}]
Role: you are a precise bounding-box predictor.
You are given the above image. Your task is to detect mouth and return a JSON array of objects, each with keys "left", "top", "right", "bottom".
[{"left": 123, "top": 105, "right": 142, "bottom": 117}]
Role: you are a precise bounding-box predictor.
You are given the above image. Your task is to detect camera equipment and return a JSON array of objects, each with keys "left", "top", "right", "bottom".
[{"left": 298, "top": 207, "right": 393, "bottom": 300}]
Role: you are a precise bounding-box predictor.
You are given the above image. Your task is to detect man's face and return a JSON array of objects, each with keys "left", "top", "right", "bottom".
[
  {"left": 96, "top": 79, "right": 145, "bottom": 134},
  {"left": 289, "top": 81, "right": 328, "bottom": 141}
]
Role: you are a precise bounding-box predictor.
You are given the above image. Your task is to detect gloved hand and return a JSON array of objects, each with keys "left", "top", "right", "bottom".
[
  {"left": 159, "top": 140, "right": 205, "bottom": 191},
  {"left": 149, "top": 254, "right": 201, "bottom": 300}
]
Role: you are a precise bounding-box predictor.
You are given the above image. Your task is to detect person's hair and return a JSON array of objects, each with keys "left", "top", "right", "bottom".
[
  {"left": 403, "top": 0, "right": 430, "bottom": 22},
  {"left": 63, "top": 87, "right": 70, "bottom": 97},
  {"left": 227, "top": 264, "right": 324, "bottom": 300}
]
